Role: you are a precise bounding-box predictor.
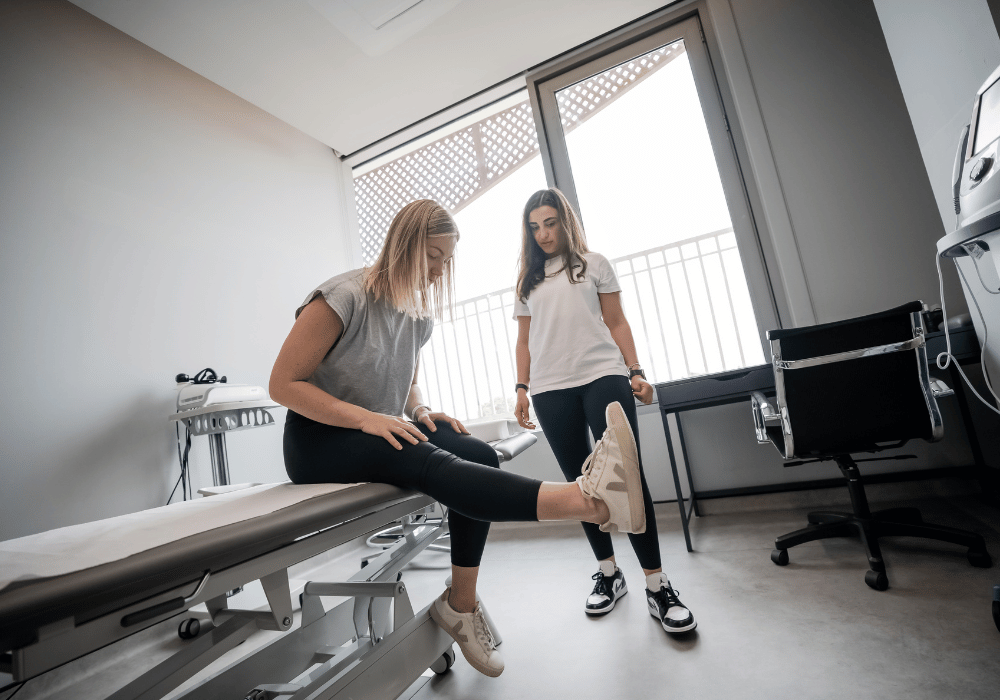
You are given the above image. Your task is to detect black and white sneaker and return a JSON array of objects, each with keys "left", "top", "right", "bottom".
[
  {"left": 585, "top": 561, "right": 627, "bottom": 616},
  {"left": 646, "top": 576, "right": 697, "bottom": 634}
]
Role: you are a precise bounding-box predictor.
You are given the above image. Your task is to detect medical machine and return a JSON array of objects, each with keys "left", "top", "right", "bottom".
[
  {"left": 936, "top": 64, "right": 1000, "bottom": 412},
  {"left": 170, "top": 368, "right": 278, "bottom": 491}
]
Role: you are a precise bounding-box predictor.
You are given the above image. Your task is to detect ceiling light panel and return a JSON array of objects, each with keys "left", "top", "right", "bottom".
[{"left": 306, "top": 0, "right": 464, "bottom": 56}]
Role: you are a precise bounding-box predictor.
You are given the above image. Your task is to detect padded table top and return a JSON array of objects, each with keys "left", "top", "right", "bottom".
[{"left": 0, "top": 483, "right": 432, "bottom": 651}]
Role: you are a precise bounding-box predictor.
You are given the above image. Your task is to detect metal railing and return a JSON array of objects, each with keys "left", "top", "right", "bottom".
[{"left": 419, "top": 227, "right": 766, "bottom": 421}]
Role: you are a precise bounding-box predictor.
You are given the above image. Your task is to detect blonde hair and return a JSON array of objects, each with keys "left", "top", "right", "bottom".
[
  {"left": 364, "top": 199, "right": 459, "bottom": 319},
  {"left": 516, "top": 188, "right": 590, "bottom": 301}
]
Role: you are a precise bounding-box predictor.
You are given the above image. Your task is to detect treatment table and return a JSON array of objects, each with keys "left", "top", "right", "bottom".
[{"left": 0, "top": 428, "right": 535, "bottom": 699}]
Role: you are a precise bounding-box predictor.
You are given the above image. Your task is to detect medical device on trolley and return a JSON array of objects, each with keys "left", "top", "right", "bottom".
[
  {"left": 935, "top": 63, "right": 1000, "bottom": 412},
  {"left": 170, "top": 368, "right": 278, "bottom": 491}
]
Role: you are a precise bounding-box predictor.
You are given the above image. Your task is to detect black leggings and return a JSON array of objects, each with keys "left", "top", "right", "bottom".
[
  {"left": 283, "top": 410, "right": 541, "bottom": 567},
  {"left": 532, "top": 374, "right": 661, "bottom": 570}
]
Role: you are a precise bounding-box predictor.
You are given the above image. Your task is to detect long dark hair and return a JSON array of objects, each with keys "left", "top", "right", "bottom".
[{"left": 516, "top": 188, "right": 589, "bottom": 301}]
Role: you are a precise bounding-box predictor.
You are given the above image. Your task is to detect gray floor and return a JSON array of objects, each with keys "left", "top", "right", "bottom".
[{"left": 4, "top": 480, "right": 999, "bottom": 700}]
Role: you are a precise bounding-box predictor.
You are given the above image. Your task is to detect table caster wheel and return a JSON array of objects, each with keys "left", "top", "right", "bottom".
[
  {"left": 178, "top": 617, "right": 200, "bottom": 640},
  {"left": 968, "top": 550, "right": 992, "bottom": 568},
  {"left": 430, "top": 647, "right": 456, "bottom": 674},
  {"left": 771, "top": 549, "right": 789, "bottom": 566},
  {"left": 864, "top": 570, "right": 888, "bottom": 591}
]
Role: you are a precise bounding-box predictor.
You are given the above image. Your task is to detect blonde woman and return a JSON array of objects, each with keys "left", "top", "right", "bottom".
[
  {"left": 271, "top": 199, "right": 648, "bottom": 678},
  {"left": 512, "top": 188, "right": 697, "bottom": 634}
]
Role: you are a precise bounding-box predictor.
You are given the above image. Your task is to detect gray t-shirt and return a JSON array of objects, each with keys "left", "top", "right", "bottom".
[{"left": 296, "top": 269, "right": 434, "bottom": 416}]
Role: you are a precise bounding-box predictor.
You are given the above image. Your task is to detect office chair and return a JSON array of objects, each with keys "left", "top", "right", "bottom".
[{"left": 750, "top": 301, "right": 992, "bottom": 590}]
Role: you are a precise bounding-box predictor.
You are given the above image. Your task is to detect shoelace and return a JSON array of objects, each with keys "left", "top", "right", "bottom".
[
  {"left": 591, "top": 571, "right": 610, "bottom": 596},
  {"left": 658, "top": 584, "right": 684, "bottom": 610},
  {"left": 579, "top": 436, "right": 609, "bottom": 494},
  {"left": 473, "top": 606, "right": 497, "bottom": 650}
]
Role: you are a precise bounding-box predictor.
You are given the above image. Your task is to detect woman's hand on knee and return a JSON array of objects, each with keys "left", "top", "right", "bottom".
[
  {"left": 359, "top": 413, "right": 429, "bottom": 450},
  {"left": 417, "top": 410, "right": 469, "bottom": 434}
]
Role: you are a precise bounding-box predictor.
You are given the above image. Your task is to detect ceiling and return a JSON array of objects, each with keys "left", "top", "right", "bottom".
[{"left": 70, "top": 0, "right": 669, "bottom": 156}]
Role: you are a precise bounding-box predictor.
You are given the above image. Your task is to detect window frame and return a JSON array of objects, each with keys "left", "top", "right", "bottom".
[{"left": 526, "top": 11, "right": 781, "bottom": 354}]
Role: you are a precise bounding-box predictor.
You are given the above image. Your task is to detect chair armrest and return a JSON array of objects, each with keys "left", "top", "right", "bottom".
[{"left": 750, "top": 392, "right": 779, "bottom": 444}]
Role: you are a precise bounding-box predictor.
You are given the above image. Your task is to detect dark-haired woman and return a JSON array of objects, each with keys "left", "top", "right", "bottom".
[{"left": 512, "top": 188, "right": 697, "bottom": 635}]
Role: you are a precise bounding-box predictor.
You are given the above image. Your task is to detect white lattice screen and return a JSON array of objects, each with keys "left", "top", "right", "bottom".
[
  {"left": 354, "top": 102, "right": 539, "bottom": 264},
  {"left": 556, "top": 41, "right": 684, "bottom": 130},
  {"left": 352, "top": 40, "right": 687, "bottom": 264}
]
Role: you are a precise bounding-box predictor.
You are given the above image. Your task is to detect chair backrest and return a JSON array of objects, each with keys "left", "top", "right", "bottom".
[{"left": 767, "top": 301, "right": 941, "bottom": 458}]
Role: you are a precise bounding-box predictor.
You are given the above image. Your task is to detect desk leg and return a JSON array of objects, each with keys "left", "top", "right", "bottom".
[
  {"left": 661, "top": 409, "right": 693, "bottom": 552},
  {"left": 674, "top": 414, "right": 701, "bottom": 518}
]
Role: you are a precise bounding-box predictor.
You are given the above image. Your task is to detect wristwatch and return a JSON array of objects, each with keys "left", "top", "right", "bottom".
[
  {"left": 515, "top": 383, "right": 529, "bottom": 393},
  {"left": 628, "top": 368, "right": 646, "bottom": 380}
]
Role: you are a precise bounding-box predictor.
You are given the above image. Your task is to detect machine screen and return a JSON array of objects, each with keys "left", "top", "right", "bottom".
[{"left": 974, "top": 76, "right": 1000, "bottom": 154}]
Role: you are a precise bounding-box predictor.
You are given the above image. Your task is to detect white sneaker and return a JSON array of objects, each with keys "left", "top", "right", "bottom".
[
  {"left": 576, "top": 401, "right": 646, "bottom": 534},
  {"left": 646, "top": 575, "right": 697, "bottom": 634},
  {"left": 429, "top": 588, "right": 504, "bottom": 677},
  {"left": 585, "top": 560, "right": 628, "bottom": 615}
]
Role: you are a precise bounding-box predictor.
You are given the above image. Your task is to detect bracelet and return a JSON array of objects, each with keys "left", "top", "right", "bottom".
[
  {"left": 515, "top": 383, "right": 529, "bottom": 393},
  {"left": 627, "top": 362, "right": 642, "bottom": 370},
  {"left": 410, "top": 404, "right": 431, "bottom": 420}
]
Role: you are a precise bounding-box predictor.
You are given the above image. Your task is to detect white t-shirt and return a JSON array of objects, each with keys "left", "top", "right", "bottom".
[{"left": 512, "top": 252, "right": 626, "bottom": 395}]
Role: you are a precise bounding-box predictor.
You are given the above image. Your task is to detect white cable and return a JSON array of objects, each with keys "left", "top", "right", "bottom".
[{"left": 935, "top": 251, "right": 1000, "bottom": 416}]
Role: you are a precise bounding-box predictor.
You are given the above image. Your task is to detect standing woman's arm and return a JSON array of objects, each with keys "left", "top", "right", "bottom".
[
  {"left": 514, "top": 316, "right": 536, "bottom": 428},
  {"left": 269, "top": 297, "right": 428, "bottom": 449},
  {"left": 599, "top": 292, "right": 654, "bottom": 404}
]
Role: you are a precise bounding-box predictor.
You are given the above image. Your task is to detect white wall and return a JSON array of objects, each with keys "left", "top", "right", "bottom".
[
  {"left": 874, "top": 0, "right": 1000, "bottom": 234},
  {"left": 0, "top": 1, "right": 355, "bottom": 539}
]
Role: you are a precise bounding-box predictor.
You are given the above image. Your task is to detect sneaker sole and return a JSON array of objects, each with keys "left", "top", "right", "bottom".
[
  {"left": 585, "top": 582, "right": 628, "bottom": 616},
  {"left": 429, "top": 601, "right": 504, "bottom": 677},
  {"left": 606, "top": 402, "right": 646, "bottom": 534},
  {"left": 648, "top": 605, "right": 698, "bottom": 634}
]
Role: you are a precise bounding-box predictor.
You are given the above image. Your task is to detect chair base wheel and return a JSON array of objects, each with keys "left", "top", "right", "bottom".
[
  {"left": 771, "top": 548, "right": 789, "bottom": 566},
  {"left": 430, "top": 647, "right": 456, "bottom": 674},
  {"left": 968, "top": 550, "right": 993, "bottom": 568},
  {"left": 864, "top": 570, "right": 888, "bottom": 591},
  {"left": 178, "top": 617, "right": 200, "bottom": 640}
]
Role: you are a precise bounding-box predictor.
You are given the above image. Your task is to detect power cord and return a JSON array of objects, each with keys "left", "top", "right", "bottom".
[
  {"left": 935, "top": 251, "right": 1000, "bottom": 417},
  {"left": 166, "top": 422, "right": 192, "bottom": 506}
]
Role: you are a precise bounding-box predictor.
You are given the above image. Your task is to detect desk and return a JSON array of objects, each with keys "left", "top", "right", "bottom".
[
  {"left": 655, "top": 365, "right": 775, "bottom": 552},
  {"left": 655, "top": 326, "right": 992, "bottom": 554}
]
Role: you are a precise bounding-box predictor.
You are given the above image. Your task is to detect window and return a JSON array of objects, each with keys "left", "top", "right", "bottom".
[{"left": 529, "top": 15, "right": 776, "bottom": 381}]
